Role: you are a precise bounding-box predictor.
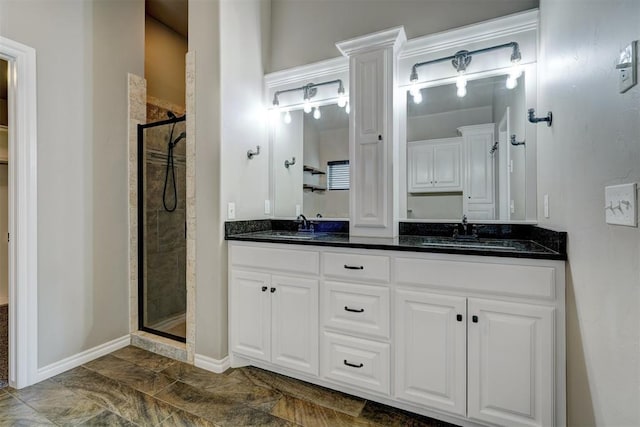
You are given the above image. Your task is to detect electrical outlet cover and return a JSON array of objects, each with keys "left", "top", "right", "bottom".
[{"left": 605, "top": 183, "right": 637, "bottom": 226}]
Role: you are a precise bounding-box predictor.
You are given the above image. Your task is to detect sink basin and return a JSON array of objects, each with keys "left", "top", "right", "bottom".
[
  {"left": 421, "top": 241, "right": 516, "bottom": 250},
  {"left": 261, "top": 231, "right": 319, "bottom": 240}
]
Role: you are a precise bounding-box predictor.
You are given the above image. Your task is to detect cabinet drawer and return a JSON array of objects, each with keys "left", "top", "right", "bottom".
[
  {"left": 323, "top": 281, "right": 390, "bottom": 339},
  {"left": 323, "top": 252, "right": 390, "bottom": 283},
  {"left": 322, "top": 332, "right": 390, "bottom": 395},
  {"left": 395, "top": 257, "right": 556, "bottom": 300},
  {"left": 231, "top": 244, "right": 319, "bottom": 275}
]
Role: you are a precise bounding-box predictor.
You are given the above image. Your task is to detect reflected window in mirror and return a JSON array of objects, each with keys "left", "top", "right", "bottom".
[{"left": 406, "top": 72, "right": 527, "bottom": 221}]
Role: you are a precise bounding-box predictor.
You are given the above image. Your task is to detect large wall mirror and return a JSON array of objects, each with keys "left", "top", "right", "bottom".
[
  {"left": 405, "top": 68, "right": 534, "bottom": 221},
  {"left": 272, "top": 102, "right": 350, "bottom": 218}
]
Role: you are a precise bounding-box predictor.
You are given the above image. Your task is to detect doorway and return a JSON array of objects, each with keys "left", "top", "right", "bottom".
[
  {"left": 0, "top": 58, "right": 7, "bottom": 387},
  {"left": 0, "top": 35, "right": 38, "bottom": 389}
]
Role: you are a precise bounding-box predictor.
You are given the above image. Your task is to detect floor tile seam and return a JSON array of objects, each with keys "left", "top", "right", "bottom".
[
  {"left": 68, "top": 366, "right": 172, "bottom": 423},
  {"left": 82, "top": 360, "right": 176, "bottom": 396},
  {"left": 0, "top": 392, "right": 61, "bottom": 426}
]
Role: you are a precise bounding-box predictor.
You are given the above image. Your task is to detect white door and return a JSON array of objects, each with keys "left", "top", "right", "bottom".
[
  {"left": 230, "top": 270, "right": 271, "bottom": 362},
  {"left": 433, "top": 141, "right": 461, "bottom": 190},
  {"left": 468, "top": 298, "right": 555, "bottom": 427},
  {"left": 271, "top": 275, "right": 319, "bottom": 375},
  {"left": 395, "top": 290, "right": 467, "bottom": 416},
  {"left": 407, "top": 143, "right": 434, "bottom": 192}
]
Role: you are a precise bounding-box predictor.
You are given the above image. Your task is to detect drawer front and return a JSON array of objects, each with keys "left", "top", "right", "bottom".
[
  {"left": 395, "top": 257, "right": 556, "bottom": 300},
  {"left": 323, "top": 281, "right": 390, "bottom": 339},
  {"left": 322, "top": 332, "right": 390, "bottom": 395},
  {"left": 231, "top": 244, "right": 319, "bottom": 275},
  {"left": 323, "top": 252, "right": 390, "bottom": 283}
]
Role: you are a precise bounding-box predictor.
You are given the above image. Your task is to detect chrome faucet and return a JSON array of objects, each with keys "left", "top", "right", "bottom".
[{"left": 297, "top": 214, "right": 313, "bottom": 232}]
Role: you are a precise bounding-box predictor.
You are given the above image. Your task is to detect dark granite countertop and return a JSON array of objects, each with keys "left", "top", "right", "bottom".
[{"left": 225, "top": 220, "right": 567, "bottom": 260}]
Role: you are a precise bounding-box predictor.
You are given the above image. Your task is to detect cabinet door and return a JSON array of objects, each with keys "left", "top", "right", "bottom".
[
  {"left": 433, "top": 141, "right": 461, "bottom": 190},
  {"left": 407, "top": 143, "right": 434, "bottom": 192},
  {"left": 463, "top": 127, "right": 495, "bottom": 219},
  {"left": 271, "top": 275, "right": 319, "bottom": 375},
  {"left": 395, "top": 290, "right": 466, "bottom": 416},
  {"left": 230, "top": 270, "right": 271, "bottom": 362},
  {"left": 468, "top": 298, "right": 554, "bottom": 427},
  {"left": 351, "top": 49, "right": 388, "bottom": 229}
]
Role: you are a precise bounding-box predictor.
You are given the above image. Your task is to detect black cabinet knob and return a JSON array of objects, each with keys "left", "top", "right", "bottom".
[
  {"left": 472, "top": 315, "right": 478, "bottom": 323},
  {"left": 456, "top": 314, "right": 463, "bottom": 322},
  {"left": 270, "top": 287, "right": 276, "bottom": 293}
]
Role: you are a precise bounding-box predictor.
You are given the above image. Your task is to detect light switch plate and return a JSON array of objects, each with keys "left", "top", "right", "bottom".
[
  {"left": 264, "top": 200, "right": 271, "bottom": 215},
  {"left": 605, "top": 183, "right": 637, "bottom": 226},
  {"left": 617, "top": 41, "right": 637, "bottom": 93},
  {"left": 543, "top": 194, "right": 550, "bottom": 218},
  {"left": 227, "top": 202, "right": 236, "bottom": 220}
]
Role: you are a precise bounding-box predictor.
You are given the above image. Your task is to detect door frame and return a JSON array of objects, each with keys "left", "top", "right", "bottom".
[{"left": 0, "top": 36, "right": 39, "bottom": 389}]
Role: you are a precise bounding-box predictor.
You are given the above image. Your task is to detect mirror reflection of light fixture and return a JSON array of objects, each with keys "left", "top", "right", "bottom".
[
  {"left": 409, "top": 42, "right": 523, "bottom": 102},
  {"left": 271, "top": 79, "right": 349, "bottom": 124},
  {"left": 345, "top": 102, "right": 351, "bottom": 114}
]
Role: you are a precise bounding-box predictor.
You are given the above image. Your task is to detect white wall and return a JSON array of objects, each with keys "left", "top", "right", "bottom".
[
  {"left": 220, "top": 0, "right": 270, "bottom": 220},
  {"left": 269, "top": 0, "right": 539, "bottom": 71},
  {"left": 538, "top": 0, "right": 640, "bottom": 425},
  {"left": 407, "top": 106, "right": 493, "bottom": 141},
  {"left": 145, "top": 15, "right": 188, "bottom": 107},
  {"left": 0, "top": 0, "right": 144, "bottom": 366},
  {"left": 274, "top": 110, "right": 303, "bottom": 217}
]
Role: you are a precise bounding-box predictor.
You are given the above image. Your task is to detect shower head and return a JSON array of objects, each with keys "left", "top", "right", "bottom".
[{"left": 170, "top": 132, "right": 186, "bottom": 148}]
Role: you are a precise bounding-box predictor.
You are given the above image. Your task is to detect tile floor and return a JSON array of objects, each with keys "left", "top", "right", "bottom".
[{"left": 0, "top": 346, "right": 458, "bottom": 426}]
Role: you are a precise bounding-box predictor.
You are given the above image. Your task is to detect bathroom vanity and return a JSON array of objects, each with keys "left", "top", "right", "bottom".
[{"left": 226, "top": 222, "right": 566, "bottom": 427}]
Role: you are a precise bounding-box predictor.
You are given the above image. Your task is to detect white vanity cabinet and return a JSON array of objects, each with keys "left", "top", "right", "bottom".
[
  {"left": 229, "top": 245, "right": 319, "bottom": 376},
  {"left": 228, "top": 241, "right": 565, "bottom": 427},
  {"left": 459, "top": 124, "right": 496, "bottom": 220},
  {"left": 407, "top": 138, "right": 463, "bottom": 193}
]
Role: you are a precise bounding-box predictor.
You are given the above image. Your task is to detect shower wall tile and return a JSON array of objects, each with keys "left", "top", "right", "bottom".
[{"left": 158, "top": 209, "right": 186, "bottom": 251}]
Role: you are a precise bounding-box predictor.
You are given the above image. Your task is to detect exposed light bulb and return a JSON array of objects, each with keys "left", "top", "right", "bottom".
[
  {"left": 456, "top": 73, "right": 467, "bottom": 90},
  {"left": 303, "top": 99, "right": 312, "bottom": 114},
  {"left": 409, "top": 80, "right": 420, "bottom": 97},
  {"left": 456, "top": 86, "right": 467, "bottom": 98},
  {"left": 412, "top": 91, "right": 423, "bottom": 104},
  {"left": 337, "top": 94, "right": 347, "bottom": 108},
  {"left": 510, "top": 64, "right": 522, "bottom": 80},
  {"left": 345, "top": 102, "right": 350, "bottom": 114},
  {"left": 313, "top": 106, "right": 321, "bottom": 120},
  {"left": 283, "top": 110, "right": 292, "bottom": 124},
  {"left": 505, "top": 76, "right": 517, "bottom": 90}
]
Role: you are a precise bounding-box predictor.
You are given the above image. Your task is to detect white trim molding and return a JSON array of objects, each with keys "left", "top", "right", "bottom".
[
  {"left": 194, "top": 353, "right": 230, "bottom": 374},
  {"left": 35, "top": 335, "right": 131, "bottom": 383},
  {"left": 0, "top": 36, "right": 39, "bottom": 389}
]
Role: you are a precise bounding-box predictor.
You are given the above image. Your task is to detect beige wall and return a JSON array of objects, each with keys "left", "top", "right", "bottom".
[
  {"left": 188, "top": 0, "right": 225, "bottom": 359},
  {"left": 145, "top": 15, "right": 187, "bottom": 108},
  {"left": 538, "top": 0, "right": 640, "bottom": 425},
  {"left": 0, "top": 0, "right": 144, "bottom": 366},
  {"left": 269, "top": 0, "right": 539, "bottom": 71}
]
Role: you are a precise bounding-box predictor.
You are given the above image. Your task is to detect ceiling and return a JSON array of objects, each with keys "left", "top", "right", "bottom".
[{"left": 146, "top": 0, "right": 188, "bottom": 38}]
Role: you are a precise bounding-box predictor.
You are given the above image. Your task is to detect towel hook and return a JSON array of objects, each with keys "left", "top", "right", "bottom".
[
  {"left": 528, "top": 108, "right": 553, "bottom": 127},
  {"left": 247, "top": 145, "right": 261, "bottom": 159},
  {"left": 510, "top": 134, "right": 525, "bottom": 146},
  {"left": 284, "top": 157, "right": 296, "bottom": 168}
]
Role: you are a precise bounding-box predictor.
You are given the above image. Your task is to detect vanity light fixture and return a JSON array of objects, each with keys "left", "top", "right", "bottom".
[
  {"left": 409, "top": 42, "right": 523, "bottom": 103},
  {"left": 271, "top": 79, "right": 349, "bottom": 124}
]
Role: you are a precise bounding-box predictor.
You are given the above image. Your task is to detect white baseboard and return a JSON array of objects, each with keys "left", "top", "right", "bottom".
[
  {"left": 35, "top": 335, "right": 131, "bottom": 383},
  {"left": 194, "top": 353, "right": 230, "bottom": 374}
]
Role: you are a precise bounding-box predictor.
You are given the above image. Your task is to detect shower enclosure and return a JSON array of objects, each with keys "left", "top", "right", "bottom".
[{"left": 137, "top": 114, "right": 187, "bottom": 342}]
